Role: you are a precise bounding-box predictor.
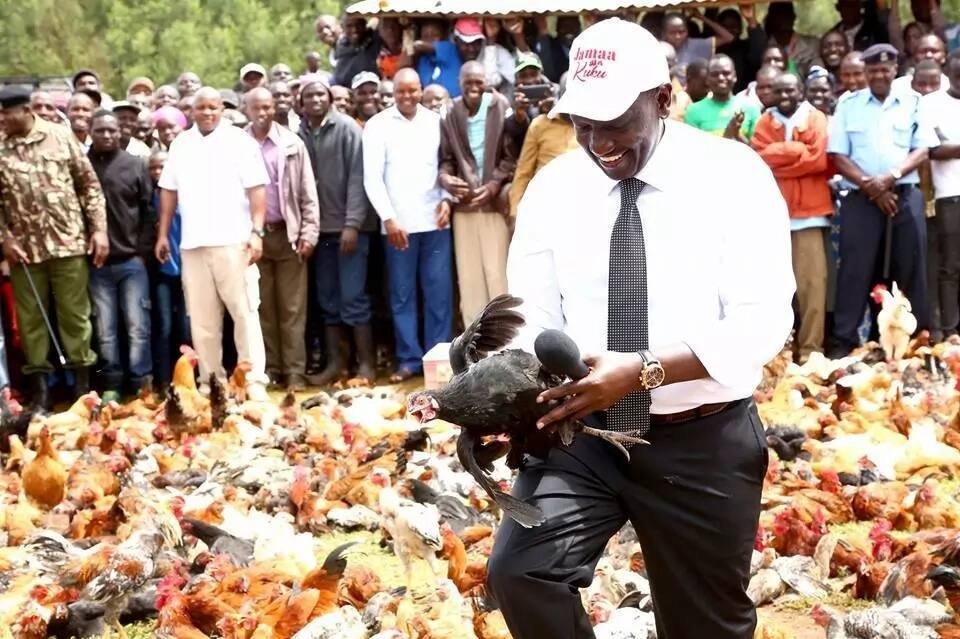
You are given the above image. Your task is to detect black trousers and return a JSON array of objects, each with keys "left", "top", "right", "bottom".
[
  {"left": 833, "top": 186, "right": 928, "bottom": 349},
  {"left": 487, "top": 400, "right": 767, "bottom": 639},
  {"left": 935, "top": 196, "right": 960, "bottom": 336}
]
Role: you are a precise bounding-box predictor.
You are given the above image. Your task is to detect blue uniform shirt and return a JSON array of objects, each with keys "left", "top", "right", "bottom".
[{"left": 827, "top": 88, "right": 937, "bottom": 189}]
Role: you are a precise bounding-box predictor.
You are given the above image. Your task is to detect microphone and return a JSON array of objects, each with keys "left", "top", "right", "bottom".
[
  {"left": 534, "top": 329, "right": 590, "bottom": 380},
  {"left": 534, "top": 329, "right": 604, "bottom": 428}
]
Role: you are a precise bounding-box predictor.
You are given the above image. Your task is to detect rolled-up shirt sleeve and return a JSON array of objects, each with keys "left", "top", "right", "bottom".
[
  {"left": 683, "top": 152, "right": 795, "bottom": 389},
  {"left": 506, "top": 169, "right": 564, "bottom": 353}
]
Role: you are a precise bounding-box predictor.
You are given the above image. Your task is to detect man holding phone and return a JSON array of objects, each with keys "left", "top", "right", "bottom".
[
  {"left": 506, "top": 52, "right": 556, "bottom": 154},
  {"left": 439, "top": 61, "right": 516, "bottom": 328}
]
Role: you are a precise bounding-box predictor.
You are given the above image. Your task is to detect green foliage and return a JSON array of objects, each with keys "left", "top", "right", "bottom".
[{"left": 0, "top": 0, "right": 343, "bottom": 95}]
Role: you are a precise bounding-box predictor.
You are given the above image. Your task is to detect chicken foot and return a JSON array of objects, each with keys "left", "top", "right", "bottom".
[{"left": 578, "top": 425, "right": 649, "bottom": 459}]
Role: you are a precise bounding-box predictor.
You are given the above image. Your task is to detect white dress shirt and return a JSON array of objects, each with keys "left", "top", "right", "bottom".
[
  {"left": 158, "top": 122, "right": 268, "bottom": 250},
  {"left": 507, "top": 120, "right": 795, "bottom": 414},
  {"left": 362, "top": 104, "right": 446, "bottom": 235}
]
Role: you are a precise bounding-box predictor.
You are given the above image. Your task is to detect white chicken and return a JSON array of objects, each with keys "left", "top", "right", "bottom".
[
  {"left": 872, "top": 282, "right": 917, "bottom": 361},
  {"left": 373, "top": 467, "right": 442, "bottom": 585}
]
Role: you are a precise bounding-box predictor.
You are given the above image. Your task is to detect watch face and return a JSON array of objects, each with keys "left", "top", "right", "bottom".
[{"left": 644, "top": 365, "right": 665, "bottom": 389}]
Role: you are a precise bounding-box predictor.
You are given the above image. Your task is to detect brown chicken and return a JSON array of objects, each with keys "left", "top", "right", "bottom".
[
  {"left": 851, "top": 480, "right": 910, "bottom": 523},
  {"left": 912, "top": 478, "right": 960, "bottom": 530},
  {"left": 66, "top": 449, "right": 126, "bottom": 506},
  {"left": 791, "top": 488, "right": 855, "bottom": 525},
  {"left": 440, "top": 525, "right": 487, "bottom": 594},
  {"left": 879, "top": 547, "right": 938, "bottom": 604},
  {"left": 22, "top": 426, "right": 67, "bottom": 509},
  {"left": 338, "top": 564, "right": 384, "bottom": 609},
  {"left": 769, "top": 505, "right": 827, "bottom": 557},
  {"left": 229, "top": 361, "right": 253, "bottom": 403},
  {"left": 155, "top": 573, "right": 211, "bottom": 639},
  {"left": 29, "top": 392, "right": 101, "bottom": 446}
]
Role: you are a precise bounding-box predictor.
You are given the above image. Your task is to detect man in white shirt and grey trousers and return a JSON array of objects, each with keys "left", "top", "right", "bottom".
[
  {"left": 486, "top": 19, "right": 794, "bottom": 639},
  {"left": 155, "top": 86, "right": 271, "bottom": 400}
]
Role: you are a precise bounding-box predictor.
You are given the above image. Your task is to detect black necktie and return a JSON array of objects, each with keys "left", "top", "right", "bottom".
[{"left": 607, "top": 177, "right": 651, "bottom": 437}]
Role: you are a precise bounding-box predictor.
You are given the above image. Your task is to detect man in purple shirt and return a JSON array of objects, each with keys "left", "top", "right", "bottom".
[{"left": 244, "top": 87, "right": 320, "bottom": 390}]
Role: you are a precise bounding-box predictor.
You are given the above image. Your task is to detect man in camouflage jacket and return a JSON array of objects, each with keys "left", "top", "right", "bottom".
[{"left": 0, "top": 87, "right": 109, "bottom": 408}]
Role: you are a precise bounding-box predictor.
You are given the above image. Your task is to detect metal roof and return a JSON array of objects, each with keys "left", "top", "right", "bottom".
[{"left": 345, "top": 0, "right": 777, "bottom": 16}]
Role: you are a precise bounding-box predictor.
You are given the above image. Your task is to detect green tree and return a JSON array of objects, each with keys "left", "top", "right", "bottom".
[{"left": 0, "top": 0, "right": 340, "bottom": 96}]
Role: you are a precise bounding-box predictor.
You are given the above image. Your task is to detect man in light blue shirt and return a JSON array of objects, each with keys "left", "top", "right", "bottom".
[{"left": 827, "top": 43, "right": 938, "bottom": 356}]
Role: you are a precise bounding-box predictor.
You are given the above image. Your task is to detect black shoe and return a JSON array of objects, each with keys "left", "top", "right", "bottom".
[
  {"left": 307, "top": 326, "right": 347, "bottom": 387},
  {"left": 353, "top": 324, "right": 377, "bottom": 384},
  {"left": 73, "top": 367, "right": 90, "bottom": 396},
  {"left": 29, "top": 373, "right": 51, "bottom": 411},
  {"left": 824, "top": 343, "right": 850, "bottom": 360}
]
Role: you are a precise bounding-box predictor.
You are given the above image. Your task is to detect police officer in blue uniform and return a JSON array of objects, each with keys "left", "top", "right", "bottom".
[{"left": 828, "top": 43, "right": 938, "bottom": 356}]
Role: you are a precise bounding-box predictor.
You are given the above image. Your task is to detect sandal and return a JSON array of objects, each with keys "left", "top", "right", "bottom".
[{"left": 389, "top": 368, "right": 420, "bottom": 383}]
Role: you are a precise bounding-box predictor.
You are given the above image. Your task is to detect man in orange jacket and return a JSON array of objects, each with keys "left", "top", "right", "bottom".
[{"left": 752, "top": 72, "right": 833, "bottom": 362}]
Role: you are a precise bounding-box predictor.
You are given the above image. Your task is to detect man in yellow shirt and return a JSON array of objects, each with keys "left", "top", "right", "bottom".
[{"left": 509, "top": 74, "right": 579, "bottom": 219}]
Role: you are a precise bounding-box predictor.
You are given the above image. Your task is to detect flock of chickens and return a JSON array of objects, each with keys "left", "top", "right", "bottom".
[{"left": 4, "top": 321, "right": 960, "bottom": 638}]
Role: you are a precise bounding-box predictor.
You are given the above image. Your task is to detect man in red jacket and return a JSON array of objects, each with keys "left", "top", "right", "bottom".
[{"left": 752, "top": 72, "right": 833, "bottom": 362}]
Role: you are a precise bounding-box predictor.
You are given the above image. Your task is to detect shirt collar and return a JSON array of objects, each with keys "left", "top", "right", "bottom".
[
  {"left": 771, "top": 100, "right": 811, "bottom": 125},
  {"left": 866, "top": 90, "right": 901, "bottom": 109},
  {"left": 603, "top": 119, "right": 678, "bottom": 196}
]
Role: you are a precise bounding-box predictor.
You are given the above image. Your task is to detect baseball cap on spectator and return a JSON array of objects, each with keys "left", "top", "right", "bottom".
[
  {"left": 78, "top": 88, "right": 103, "bottom": 107},
  {"left": 127, "top": 77, "right": 155, "bottom": 95},
  {"left": 550, "top": 18, "right": 669, "bottom": 122},
  {"left": 239, "top": 63, "right": 267, "bottom": 81},
  {"left": 220, "top": 89, "right": 240, "bottom": 109},
  {"left": 152, "top": 105, "right": 188, "bottom": 129},
  {"left": 351, "top": 71, "right": 381, "bottom": 91},
  {"left": 72, "top": 69, "right": 100, "bottom": 89},
  {"left": 453, "top": 18, "right": 484, "bottom": 43},
  {"left": 515, "top": 52, "right": 544, "bottom": 74},
  {"left": 111, "top": 100, "right": 141, "bottom": 115}
]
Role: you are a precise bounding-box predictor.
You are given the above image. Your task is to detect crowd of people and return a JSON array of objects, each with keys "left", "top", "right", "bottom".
[{"left": 0, "top": 2, "right": 959, "bottom": 409}]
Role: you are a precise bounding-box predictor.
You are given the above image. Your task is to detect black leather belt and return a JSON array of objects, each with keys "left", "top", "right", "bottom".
[
  {"left": 264, "top": 221, "right": 286, "bottom": 232},
  {"left": 651, "top": 401, "right": 734, "bottom": 426}
]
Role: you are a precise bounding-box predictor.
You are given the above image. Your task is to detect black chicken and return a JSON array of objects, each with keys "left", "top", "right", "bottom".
[
  {"left": 209, "top": 373, "right": 228, "bottom": 430},
  {"left": 407, "top": 294, "right": 644, "bottom": 528}
]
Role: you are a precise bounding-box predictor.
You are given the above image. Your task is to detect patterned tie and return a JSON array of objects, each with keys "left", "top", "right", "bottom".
[{"left": 606, "top": 177, "right": 651, "bottom": 437}]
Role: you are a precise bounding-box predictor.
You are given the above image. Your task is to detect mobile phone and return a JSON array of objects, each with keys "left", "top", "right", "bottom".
[{"left": 518, "top": 83, "right": 553, "bottom": 102}]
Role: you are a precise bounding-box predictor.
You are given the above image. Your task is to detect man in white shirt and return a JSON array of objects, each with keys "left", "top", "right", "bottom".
[
  {"left": 362, "top": 68, "right": 453, "bottom": 382},
  {"left": 924, "top": 50, "right": 960, "bottom": 337},
  {"left": 486, "top": 19, "right": 794, "bottom": 639},
  {"left": 155, "top": 87, "right": 271, "bottom": 400}
]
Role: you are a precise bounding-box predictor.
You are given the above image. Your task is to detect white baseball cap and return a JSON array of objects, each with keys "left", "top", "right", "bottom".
[
  {"left": 239, "top": 63, "right": 267, "bottom": 80},
  {"left": 550, "top": 18, "right": 670, "bottom": 122}
]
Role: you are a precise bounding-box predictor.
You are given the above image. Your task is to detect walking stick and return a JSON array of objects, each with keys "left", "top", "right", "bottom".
[
  {"left": 882, "top": 214, "right": 893, "bottom": 280},
  {"left": 19, "top": 263, "right": 67, "bottom": 366}
]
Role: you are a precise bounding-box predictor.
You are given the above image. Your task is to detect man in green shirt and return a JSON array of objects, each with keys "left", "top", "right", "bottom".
[{"left": 684, "top": 54, "right": 761, "bottom": 143}]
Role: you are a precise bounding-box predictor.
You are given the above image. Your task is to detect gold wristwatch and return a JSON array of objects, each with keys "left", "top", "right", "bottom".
[{"left": 638, "top": 349, "right": 665, "bottom": 390}]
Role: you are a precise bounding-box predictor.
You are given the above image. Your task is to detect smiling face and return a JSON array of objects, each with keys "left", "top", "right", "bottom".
[
  {"left": 115, "top": 108, "right": 138, "bottom": 143},
  {"left": 354, "top": 82, "right": 379, "bottom": 118},
  {"left": 156, "top": 119, "right": 182, "bottom": 146},
  {"left": 707, "top": 56, "right": 737, "bottom": 100},
  {"left": 67, "top": 93, "right": 95, "bottom": 136},
  {"left": 805, "top": 76, "right": 834, "bottom": 114},
  {"left": 866, "top": 61, "right": 896, "bottom": 98},
  {"left": 460, "top": 63, "right": 486, "bottom": 112},
  {"left": 330, "top": 85, "right": 354, "bottom": 115},
  {"left": 840, "top": 53, "right": 867, "bottom": 91},
  {"left": 773, "top": 74, "right": 802, "bottom": 116},
  {"left": 74, "top": 73, "right": 99, "bottom": 92},
  {"left": 245, "top": 89, "right": 275, "bottom": 134},
  {"left": 571, "top": 85, "right": 670, "bottom": 182},
  {"left": 192, "top": 90, "right": 223, "bottom": 135},
  {"left": 820, "top": 31, "right": 849, "bottom": 69}
]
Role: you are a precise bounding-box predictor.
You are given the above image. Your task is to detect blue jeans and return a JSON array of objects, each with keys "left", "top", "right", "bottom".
[
  {"left": 384, "top": 229, "right": 453, "bottom": 372},
  {"left": 89, "top": 257, "right": 152, "bottom": 390},
  {"left": 154, "top": 272, "right": 191, "bottom": 385},
  {"left": 316, "top": 232, "right": 371, "bottom": 326}
]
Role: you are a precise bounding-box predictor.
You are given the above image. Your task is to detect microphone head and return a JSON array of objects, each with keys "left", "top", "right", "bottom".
[{"left": 534, "top": 329, "right": 589, "bottom": 379}]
